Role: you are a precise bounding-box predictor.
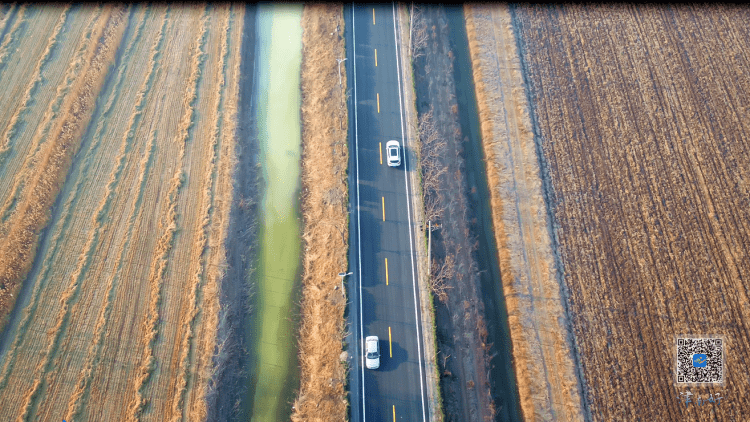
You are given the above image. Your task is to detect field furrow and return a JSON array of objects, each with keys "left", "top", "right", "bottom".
[
  {"left": 0, "top": 6, "right": 69, "bottom": 163},
  {"left": 0, "top": 4, "right": 243, "bottom": 420},
  {"left": 0, "top": 6, "right": 102, "bottom": 234},
  {"left": 128, "top": 7, "right": 209, "bottom": 421},
  {"left": 0, "top": 3, "right": 111, "bottom": 335},
  {"left": 0, "top": 8, "right": 152, "bottom": 398},
  {"left": 0, "top": 5, "right": 13, "bottom": 33},
  {"left": 169, "top": 7, "right": 229, "bottom": 421},
  {"left": 60, "top": 7, "right": 166, "bottom": 421},
  {"left": 0, "top": 6, "right": 128, "bottom": 420},
  {"left": 198, "top": 5, "right": 244, "bottom": 418},
  {"left": 0, "top": 4, "right": 26, "bottom": 79}
]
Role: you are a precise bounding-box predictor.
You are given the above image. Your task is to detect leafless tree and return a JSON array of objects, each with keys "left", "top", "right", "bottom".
[
  {"left": 410, "top": 5, "right": 428, "bottom": 59},
  {"left": 418, "top": 108, "right": 448, "bottom": 224},
  {"left": 423, "top": 190, "right": 442, "bottom": 223},
  {"left": 430, "top": 255, "right": 455, "bottom": 303}
]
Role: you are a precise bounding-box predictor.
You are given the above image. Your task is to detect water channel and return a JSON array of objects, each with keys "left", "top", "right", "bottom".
[{"left": 245, "top": 4, "right": 304, "bottom": 421}]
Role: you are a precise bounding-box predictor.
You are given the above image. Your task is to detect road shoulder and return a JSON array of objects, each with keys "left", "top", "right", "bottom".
[{"left": 395, "top": 4, "right": 442, "bottom": 421}]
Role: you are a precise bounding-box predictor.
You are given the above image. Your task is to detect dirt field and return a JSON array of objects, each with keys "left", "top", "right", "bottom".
[
  {"left": 509, "top": 4, "right": 750, "bottom": 421},
  {"left": 0, "top": 5, "right": 243, "bottom": 420},
  {"left": 464, "top": 4, "right": 585, "bottom": 421},
  {"left": 291, "top": 4, "right": 349, "bottom": 422}
]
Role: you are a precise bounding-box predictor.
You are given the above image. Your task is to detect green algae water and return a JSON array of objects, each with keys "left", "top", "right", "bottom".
[{"left": 247, "top": 4, "right": 303, "bottom": 421}]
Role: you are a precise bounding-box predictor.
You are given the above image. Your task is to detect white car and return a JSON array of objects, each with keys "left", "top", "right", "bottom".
[
  {"left": 365, "top": 335, "right": 380, "bottom": 369},
  {"left": 386, "top": 140, "right": 401, "bottom": 167}
]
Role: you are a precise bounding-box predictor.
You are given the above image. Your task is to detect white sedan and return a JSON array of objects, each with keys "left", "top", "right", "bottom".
[
  {"left": 386, "top": 140, "right": 401, "bottom": 167},
  {"left": 365, "top": 335, "right": 380, "bottom": 369}
]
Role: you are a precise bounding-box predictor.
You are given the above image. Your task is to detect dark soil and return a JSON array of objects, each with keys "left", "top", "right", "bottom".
[{"left": 412, "top": 5, "right": 521, "bottom": 422}]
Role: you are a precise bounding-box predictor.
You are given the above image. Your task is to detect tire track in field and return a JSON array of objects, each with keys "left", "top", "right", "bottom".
[
  {"left": 0, "top": 7, "right": 70, "bottom": 168},
  {"left": 171, "top": 8, "right": 231, "bottom": 420},
  {"left": 0, "top": 6, "right": 102, "bottom": 233},
  {"left": 63, "top": 7, "right": 168, "bottom": 421},
  {"left": 10, "top": 7, "right": 128, "bottom": 421},
  {"left": 128, "top": 8, "right": 209, "bottom": 420}
]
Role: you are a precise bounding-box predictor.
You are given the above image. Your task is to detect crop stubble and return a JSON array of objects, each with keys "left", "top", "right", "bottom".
[
  {"left": 512, "top": 4, "right": 750, "bottom": 420},
  {"left": 0, "top": 4, "right": 242, "bottom": 421}
]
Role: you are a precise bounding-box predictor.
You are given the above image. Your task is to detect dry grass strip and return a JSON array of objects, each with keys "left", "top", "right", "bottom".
[
  {"left": 291, "top": 4, "right": 350, "bottom": 421},
  {"left": 465, "top": 4, "right": 585, "bottom": 421}
]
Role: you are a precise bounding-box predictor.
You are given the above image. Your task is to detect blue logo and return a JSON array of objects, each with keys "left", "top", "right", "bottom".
[{"left": 693, "top": 354, "right": 708, "bottom": 368}]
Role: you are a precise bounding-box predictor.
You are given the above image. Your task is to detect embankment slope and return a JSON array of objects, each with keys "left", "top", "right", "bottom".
[
  {"left": 464, "top": 4, "right": 585, "bottom": 421},
  {"left": 291, "top": 4, "right": 349, "bottom": 421}
]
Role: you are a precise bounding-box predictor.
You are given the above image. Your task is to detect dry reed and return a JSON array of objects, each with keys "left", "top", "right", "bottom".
[{"left": 291, "top": 4, "right": 350, "bottom": 421}]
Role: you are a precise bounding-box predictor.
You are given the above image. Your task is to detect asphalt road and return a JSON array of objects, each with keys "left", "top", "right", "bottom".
[{"left": 345, "top": 4, "right": 430, "bottom": 421}]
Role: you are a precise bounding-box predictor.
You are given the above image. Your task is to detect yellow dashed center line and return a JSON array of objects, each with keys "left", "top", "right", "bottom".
[
  {"left": 389, "top": 326, "right": 393, "bottom": 357},
  {"left": 393, "top": 405, "right": 396, "bottom": 422},
  {"left": 379, "top": 141, "right": 382, "bottom": 164},
  {"left": 375, "top": 48, "right": 378, "bottom": 66},
  {"left": 385, "top": 258, "right": 389, "bottom": 285},
  {"left": 382, "top": 196, "right": 385, "bottom": 221},
  {"left": 373, "top": 8, "right": 376, "bottom": 25},
  {"left": 377, "top": 93, "right": 380, "bottom": 113}
]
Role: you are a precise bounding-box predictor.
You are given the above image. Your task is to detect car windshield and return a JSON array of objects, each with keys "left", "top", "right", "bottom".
[{"left": 366, "top": 351, "right": 379, "bottom": 359}]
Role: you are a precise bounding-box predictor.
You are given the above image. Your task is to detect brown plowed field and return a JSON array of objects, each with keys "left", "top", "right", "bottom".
[
  {"left": 0, "top": 4, "right": 242, "bottom": 421},
  {"left": 510, "top": 4, "right": 750, "bottom": 421}
]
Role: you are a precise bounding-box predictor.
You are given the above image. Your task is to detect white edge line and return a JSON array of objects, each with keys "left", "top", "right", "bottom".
[
  {"left": 392, "top": 3, "right": 427, "bottom": 421},
  {"left": 352, "top": 5, "right": 367, "bottom": 421}
]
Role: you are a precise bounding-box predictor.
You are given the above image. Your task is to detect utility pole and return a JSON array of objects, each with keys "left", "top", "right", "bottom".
[
  {"left": 428, "top": 220, "right": 431, "bottom": 276},
  {"left": 338, "top": 271, "right": 353, "bottom": 298},
  {"left": 336, "top": 58, "right": 347, "bottom": 89},
  {"left": 410, "top": 3, "right": 414, "bottom": 55},
  {"left": 336, "top": 57, "right": 347, "bottom": 131}
]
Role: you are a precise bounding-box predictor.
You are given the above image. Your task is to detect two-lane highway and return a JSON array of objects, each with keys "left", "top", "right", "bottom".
[{"left": 345, "top": 4, "right": 430, "bottom": 421}]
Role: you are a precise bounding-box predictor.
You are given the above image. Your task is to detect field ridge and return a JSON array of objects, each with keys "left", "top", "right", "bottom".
[
  {"left": 127, "top": 7, "right": 209, "bottom": 420},
  {"left": 63, "top": 6, "right": 165, "bottom": 420},
  {"left": 0, "top": 6, "right": 70, "bottom": 165},
  {"left": 8, "top": 6, "right": 128, "bottom": 420},
  {"left": 0, "top": 5, "right": 26, "bottom": 78},
  {"left": 170, "top": 6, "right": 230, "bottom": 421}
]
